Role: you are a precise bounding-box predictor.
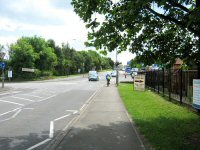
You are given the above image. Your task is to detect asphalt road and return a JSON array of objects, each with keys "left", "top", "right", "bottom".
[
  {"left": 0, "top": 71, "right": 132, "bottom": 150},
  {"left": 0, "top": 73, "right": 107, "bottom": 150}
]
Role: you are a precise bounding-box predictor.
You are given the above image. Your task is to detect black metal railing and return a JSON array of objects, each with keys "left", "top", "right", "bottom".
[{"left": 145, "top": 69, "right": 198, "bottom": 105}]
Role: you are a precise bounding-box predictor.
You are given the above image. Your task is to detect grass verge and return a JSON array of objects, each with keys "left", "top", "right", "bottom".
[{"left": 118, "top": 83, "right": 200, "bottom": 150}]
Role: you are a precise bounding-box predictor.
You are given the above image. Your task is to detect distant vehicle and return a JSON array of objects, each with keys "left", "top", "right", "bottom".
[
  {"left": 152, "top": 64, "right": 159, "bottom": 70},
  {"left": 131, "top": 68, "right": 138, "bottom": 77},
  {"left": 111, "top": 70, "right": 117, "bottom": 77},
  {"left": 88, "top": 71, "right": 99, "bottom": 81},
  {"left": 125, "top": 67, "right": 132, "bottom": 74}
]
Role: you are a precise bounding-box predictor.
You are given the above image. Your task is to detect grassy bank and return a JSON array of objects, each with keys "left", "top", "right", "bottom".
[{"left": 118, "top": 83, "right": 200, "bottom": 150}]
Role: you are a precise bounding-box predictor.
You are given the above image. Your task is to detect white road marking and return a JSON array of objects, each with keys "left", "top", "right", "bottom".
[
  {"left": 0, "top": 91, "right": 21, "bottom": 96},
  {"left": 22, "top": 94, "right": 43, "bottom": 98},
  {"left": 66, "top": 110, "right": 78, "bottom": 114},
  {"left": 37, "top": 95, "right": 56, "bottom": 102},
  {"left": 0, "top": 118, "right": 12, "bottom": 122},
  {"left": 12, "top": 109, "right": 22, "bottom": 118},
  {"left": 26, "top": 138, "right": 51, "bottom": 150},
  {"left": 49, "top": 121, "right": 54, "bottom": 138},
  {"left": 0, "top": 108, "right": 22, "bottom": 122},
  {"left": 0, "top": 107, "right": 34, "bottom": 123},
  {"left": 0, "top": 107, "right": 21, "bottom": 117},
  {"left": 49, "top": 110, "right": 78, "bottom": 141},
  {"left": 24, "top": 108, "right": 34, "bottom": 110},
  {"left": 53, "top": 114, "right": 71, "bottom": 122},
  {"left": 0, "top": 99, "right": 24, "bottom": 106},
  {"left": 11, "top": 96, "right": 34, "bottom": 102}
]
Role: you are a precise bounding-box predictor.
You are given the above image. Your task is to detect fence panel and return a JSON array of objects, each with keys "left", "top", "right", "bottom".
[{"left": 145, "top": 69, "right": 198, "bottom": 105}]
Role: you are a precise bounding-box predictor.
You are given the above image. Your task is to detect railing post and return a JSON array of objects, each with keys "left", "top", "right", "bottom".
[
  {"left": 158, "top": 70, "right": 160, "bottom": 94},
  {"left": 180, "top": 69, "right": 183, "bottom": 104},
  {"left": 154, "top": 70, "right": 156, "bottom": 92},
  {"left": 163, "top": 68, "right": 165, "bottom": 96},
  {"left": 169, "top": 69, "right": 171, "bottom": 101}
]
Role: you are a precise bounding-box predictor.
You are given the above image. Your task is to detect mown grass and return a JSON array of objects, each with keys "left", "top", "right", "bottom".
[{"left": 118, "top": 83, "right": 200, "bottom": 150}]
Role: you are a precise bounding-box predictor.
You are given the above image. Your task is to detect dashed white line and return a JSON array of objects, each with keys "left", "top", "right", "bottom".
[{"left": 0, "top": 100, "right": 24, "bottom": 106}]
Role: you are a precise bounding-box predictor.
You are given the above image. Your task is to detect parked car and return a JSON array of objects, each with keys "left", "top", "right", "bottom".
[
  {"left": 111, "top": 70, "right": 117, "bottom": 77},
  {"left": 88, "top": 71, "right": 99, "bottom": 81}
]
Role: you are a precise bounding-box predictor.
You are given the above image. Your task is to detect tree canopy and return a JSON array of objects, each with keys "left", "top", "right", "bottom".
[
  {"left": 71, "top": 0, "right": 200, "bottom": 77},
  {"left": 7, "top": 36, "right": 114, "bottom": 79}
]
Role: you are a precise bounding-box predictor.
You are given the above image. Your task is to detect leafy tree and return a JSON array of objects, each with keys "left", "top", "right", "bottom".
[
  {"left": 87, "top": 50, "right": 102, "bottom": 70},
  {"left": 0, "top": 44, "right": 5, "bottom": 61},
  {"left": 79, "top": 51, "right": 93, "bottom": 72},
  {"left": 9, "top": 38, "right": 39, "bottom": 78},
  {"left": 71, "top": 0, "right": 200, "bottom": 78},
  {"left": 27, "top": 36, "right": 58, "bottom": 74}
]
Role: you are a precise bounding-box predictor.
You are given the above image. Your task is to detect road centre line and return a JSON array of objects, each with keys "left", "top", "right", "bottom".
[
  {"left": 11, "top": 96, "right": 34, "bottom": 102},
  {"left": 26, "top": 138, "right": 51, "bottom": 150},
  {"left": 0, "top": 99, "right": 24, "bottom": 106}
]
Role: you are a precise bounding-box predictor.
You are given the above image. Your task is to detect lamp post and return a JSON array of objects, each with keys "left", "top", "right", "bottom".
[{"left": 116, "top": 48, "right": 119, "bottom": 86}]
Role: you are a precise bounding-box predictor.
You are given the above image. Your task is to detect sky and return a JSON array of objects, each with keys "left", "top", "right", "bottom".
[{"left": 0, "top": 0, "right": 135, "bottom": 65}]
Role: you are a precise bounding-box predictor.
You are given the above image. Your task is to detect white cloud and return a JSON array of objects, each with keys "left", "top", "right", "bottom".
[
  {"left": 0, "top": 0, "right": 134, "bottom": 63},
  {"left": 108, "top": 51, "right": 135, "bottom": 65}
]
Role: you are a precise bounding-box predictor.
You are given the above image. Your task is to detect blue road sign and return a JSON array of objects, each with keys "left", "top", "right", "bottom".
[{"left": 0, "top": 62, "right": 5, "bottom": 69}]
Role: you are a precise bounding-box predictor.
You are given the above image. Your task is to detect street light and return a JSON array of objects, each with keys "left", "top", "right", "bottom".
[{"left": 116, "top": 48, "right": 119, "bottom": 86}]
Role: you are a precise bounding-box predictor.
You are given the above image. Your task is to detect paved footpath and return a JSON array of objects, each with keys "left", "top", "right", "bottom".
[{"left": 49, "top": 83, "right": 149, "bottom": 150}]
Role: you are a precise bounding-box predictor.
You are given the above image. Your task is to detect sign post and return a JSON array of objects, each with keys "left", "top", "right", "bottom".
[
  {"left": 1, "top": 62, "right": 6, "bottom": 88},
  {"left": 134, "top": 75, "right": 145, "bottom": 91},
  {"left": 0, "top": 51, "right": 6, "bottom": 88}
]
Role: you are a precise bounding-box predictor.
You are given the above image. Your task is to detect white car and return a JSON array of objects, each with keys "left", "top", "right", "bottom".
[
  {"left": 88, "top": 71, "right": 99, "bottom": 81},
  {"left": 111, "top": 70, "right": 117, "bottom": 77}
]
